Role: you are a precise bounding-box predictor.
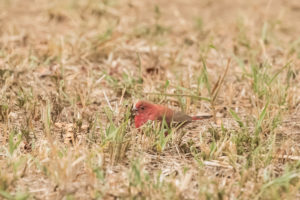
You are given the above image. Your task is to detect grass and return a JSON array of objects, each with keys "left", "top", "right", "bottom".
[{"left": 0, "top": 0, "right": 300, "bottom": 199}]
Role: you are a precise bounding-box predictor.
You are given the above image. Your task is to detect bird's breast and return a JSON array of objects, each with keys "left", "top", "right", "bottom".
[{"left": 134, "top": 111, "right": 159, "bottom": 128}]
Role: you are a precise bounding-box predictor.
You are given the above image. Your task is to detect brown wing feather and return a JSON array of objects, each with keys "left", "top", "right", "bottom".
[{"left": 172, "top": 112, "right": 192, "bottom": 123}]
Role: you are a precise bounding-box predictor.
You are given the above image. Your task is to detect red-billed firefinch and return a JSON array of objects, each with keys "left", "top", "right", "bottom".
[{"left": 133, "top": 100, "right": 212, "bottom": 128}]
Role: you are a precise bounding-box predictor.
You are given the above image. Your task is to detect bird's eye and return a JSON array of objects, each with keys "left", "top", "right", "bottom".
[{"left": 140, "top": 106, "right": 145, "bottom": 110}]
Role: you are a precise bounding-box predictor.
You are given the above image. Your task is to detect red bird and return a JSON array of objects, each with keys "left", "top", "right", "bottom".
[{"left": 132, "top": 100, "right": 212, "bottom": 128}]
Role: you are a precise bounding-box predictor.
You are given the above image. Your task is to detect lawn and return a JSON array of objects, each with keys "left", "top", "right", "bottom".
[{"left": 0, "top": 0, "right": 300, "bottom": 199}]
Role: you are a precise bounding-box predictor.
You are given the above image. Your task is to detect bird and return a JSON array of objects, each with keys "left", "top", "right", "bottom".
[{"left": 132, "top": 100, "right": 212, "bottom": 128}]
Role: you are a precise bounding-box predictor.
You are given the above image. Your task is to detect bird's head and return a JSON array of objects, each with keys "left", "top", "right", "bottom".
[{"left": 132, "top": 100, "right": 156, "bottom": 116}]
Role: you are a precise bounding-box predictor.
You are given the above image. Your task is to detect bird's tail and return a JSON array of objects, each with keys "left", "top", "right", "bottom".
[{"left": 191, "top": 115, "right": 212, "bottom": 120}]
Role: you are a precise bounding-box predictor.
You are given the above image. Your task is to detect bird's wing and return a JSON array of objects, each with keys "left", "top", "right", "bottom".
[{"left": 172, "top": 111, "right": 192, "bottom": 123}]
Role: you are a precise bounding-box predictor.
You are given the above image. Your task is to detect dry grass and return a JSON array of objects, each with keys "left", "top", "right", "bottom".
[{"left": 1, "top": 0, "right": 300, "bottom": 199}]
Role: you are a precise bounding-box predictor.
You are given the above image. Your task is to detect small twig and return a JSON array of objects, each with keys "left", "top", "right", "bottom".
[
  {"left": 212, "top": 58, "right": 231, "bottom": 102},
  {"left": 203, "top": 160, "right": 233, "bottom": 169},
  {"left": 210, "top": 58, "right": 231, "bottom": 122},
  {"left": 95, "top": 74, "right": 106, "bottom": 85},
  {"left": 103, "top": 91, "right": 113, "bottom": 111},
  {"left": 119, "top": 87, "right": 126, "bottom": 105},
  {"left": 276, "top": 155, "right": 300, "bottom": 161}
]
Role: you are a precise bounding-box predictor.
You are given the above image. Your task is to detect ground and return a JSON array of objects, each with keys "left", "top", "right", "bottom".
[{"left": 0, "top": 0, "right": 300, "bottom": 199}]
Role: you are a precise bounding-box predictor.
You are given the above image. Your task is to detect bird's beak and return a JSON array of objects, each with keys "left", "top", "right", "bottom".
[{"left": 132, "top": 106, "right": 138, "bottom": 114}]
